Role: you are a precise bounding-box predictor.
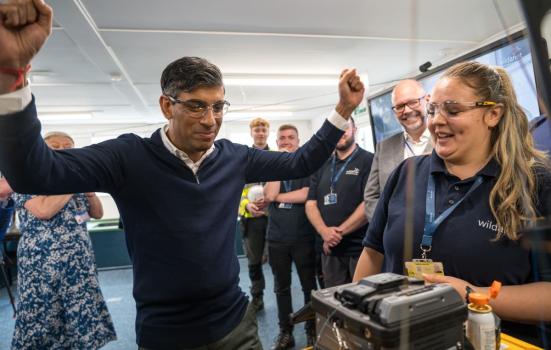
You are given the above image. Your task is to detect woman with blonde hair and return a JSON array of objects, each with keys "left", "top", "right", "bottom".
[
  {"left": 354, "top": 61, "right": 551, "bottom": 345},
  {"left": 11, "top": 131, "right": 116, "bottom": 349}
]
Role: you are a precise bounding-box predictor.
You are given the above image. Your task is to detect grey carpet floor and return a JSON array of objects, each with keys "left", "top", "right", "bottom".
[{"left": 0, "top": 258, "right": 312, "bottom": 350}]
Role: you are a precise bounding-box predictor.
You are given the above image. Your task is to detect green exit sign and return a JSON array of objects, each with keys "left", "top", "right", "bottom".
[{"left": 353, "top": 105, "right": 367, "bottom": 116}]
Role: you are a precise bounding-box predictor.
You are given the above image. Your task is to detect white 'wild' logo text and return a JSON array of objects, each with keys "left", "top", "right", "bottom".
[{"left": 477, "top": 219, "right": 505, "bottom": 234}]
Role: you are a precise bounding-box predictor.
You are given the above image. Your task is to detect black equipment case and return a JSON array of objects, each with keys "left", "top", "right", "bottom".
[{"left": 311, "top": 273, "right": 468, "bottom": 350}]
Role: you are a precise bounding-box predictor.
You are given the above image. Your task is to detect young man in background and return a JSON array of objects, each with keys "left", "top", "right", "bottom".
[
  {"left": 238, "top": 117, "right": 271, "bottom": 311},
  {"left": 264, "top": 124, "right": 317, "bottom": 349}
]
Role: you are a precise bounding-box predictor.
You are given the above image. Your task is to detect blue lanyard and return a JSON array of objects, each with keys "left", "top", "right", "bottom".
[
  {"left": 282, "top": 180, "right": 292, "bottom": 192},
  {"left": 330, "top": 147, "right": 359, "bottom": 193},
  {"left": 421, "top": 173, "right": 484, "bottom": 259},
  {"left": 404, "top": 136, "right": 417, "bottom": 157}
]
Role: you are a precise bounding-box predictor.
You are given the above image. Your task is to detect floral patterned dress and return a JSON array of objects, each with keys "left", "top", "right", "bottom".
[{"left": 11, "top": 193, "right": 117, "bottom": 350}]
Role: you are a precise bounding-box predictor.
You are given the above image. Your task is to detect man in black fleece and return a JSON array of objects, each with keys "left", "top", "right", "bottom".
[{"left": 0, "top": 1, "right": 365, "bottom": 349}]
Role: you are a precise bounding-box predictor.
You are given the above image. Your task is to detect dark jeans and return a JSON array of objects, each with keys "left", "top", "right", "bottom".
[
  {"left": 138, "top": 303, "right": 262, "bottom": 350},
  {"left": 321, "top": 254, "right": 360, "bottom": 288},
  {"left": 268, "top": 240, "right": 316, "bottom": 332},
  {"left": 243, "top": 216, "right": 267, "bottom": 298}
]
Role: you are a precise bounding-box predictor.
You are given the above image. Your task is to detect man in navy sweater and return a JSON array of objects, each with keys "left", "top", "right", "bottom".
[{"left": 0, "top": 2, "right": 365, "bottom": 349}]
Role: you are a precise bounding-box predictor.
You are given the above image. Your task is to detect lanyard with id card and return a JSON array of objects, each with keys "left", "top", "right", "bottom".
[
  {"left": 323, "top": 147, "right": 359, "bottom": 206},
  {"left": 278, "top": 180, "right": 293, "bottom": 209},
  {"left": 404, "top": 136, "right": 417, "bottom": 157},
  {"left": 405, "top": 173, "right": 484, "bottom": 279},
  {"left": 74, "top": 194, "right": 92, "bottom": 225},
  {"left": 75, "top": 211, "right": 91, "bottom": 225}
]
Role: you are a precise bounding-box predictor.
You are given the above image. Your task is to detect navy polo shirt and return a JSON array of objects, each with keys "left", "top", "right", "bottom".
[
  {"left": 363, "top": 151, "right": 551, "bottom": 344},
  {"left": 267, "top": 177, "right": 316, "bottom": 243},
  {"left": 309, "top": 146, "right": 374, "bottom": 256}
]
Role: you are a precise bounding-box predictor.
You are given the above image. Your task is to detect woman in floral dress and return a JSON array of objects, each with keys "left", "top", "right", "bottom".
[{"left": 11, "top": 131, "right": 116, "bottom": 349}]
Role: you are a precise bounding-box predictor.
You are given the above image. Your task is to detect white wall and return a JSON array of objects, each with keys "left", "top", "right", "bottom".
[
  {"left": 356, "top": 122, "right": 375, "bottom": 153},
  {"left": 97, "top": 193, "right": 120, "bottom": 219},
  {"left": 309, "top": 113, "right": 326, "bottom": 136}
]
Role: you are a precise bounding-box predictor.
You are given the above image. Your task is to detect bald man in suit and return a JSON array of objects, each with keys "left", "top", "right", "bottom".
[{"left": 364, "top": 80, "right": 433, "bottom": 221}]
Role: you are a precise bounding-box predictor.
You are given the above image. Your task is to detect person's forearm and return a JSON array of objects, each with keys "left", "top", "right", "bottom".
[
  {"left": 24, "top": 194, "right": 73, "bottom": 220},
  {"left": 0, "top": 178, "right": 13, "bottom": 198},
  {"left": 87, "top": 193, "right": 103, "bottom": 219},
  {"left": 263, "top": 181, "right": 280, "bottom": 203},
  {"left": 305, "top": 200, "right": 327, "bottom": 233},
  {"left": 335, "top": 101, "right": 356, "bottom": 119},
  {"left": 275, "top": 187, "right": 308, "bottom": 204},
  {"left": 0, "top": 73, "right": 22, "bottom": 95},
  {"left": 477, "top": 282, "right": 551, "bottom": 323},
  {"left": 238, "top": 195, "right": 249, "bottom": 216},
  {"left": 338, "top": 202, "right": 368, "bottom": 235},
  {"left": 353, "top": 247, "right": 383, "bottom": 282}
]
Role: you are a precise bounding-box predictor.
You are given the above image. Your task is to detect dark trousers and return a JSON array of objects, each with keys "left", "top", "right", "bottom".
[
  {"left": 243, "top": 216, "right": 268, "bottom": 298},
  {"left": 138, "top": 303, "right": 262, "bottom": 350},
  {"left": 321, "top": 254, "right": 360, "bottom": 288},
  {"left": 268, "top": 240, "right": 316, "bottom": 332}
]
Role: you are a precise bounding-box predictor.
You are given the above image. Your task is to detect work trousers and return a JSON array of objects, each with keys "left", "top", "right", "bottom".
[
  {"left": 242, "top": 216, "right": 268, "bottom": 298},
  {"left": 268, "top": 240, "right": 316, "bottom": 332}
]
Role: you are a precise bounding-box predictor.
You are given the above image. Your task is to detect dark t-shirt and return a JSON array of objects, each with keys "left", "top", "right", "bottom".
[
  {"left": 266, "top": 177, "right": 315, "bottom": 243},
  {"left": 308, "top": 146, "right": 374, "bottom": 256},
  {"left": 363, "top": 152, "right": 551, "bottom": 345}
]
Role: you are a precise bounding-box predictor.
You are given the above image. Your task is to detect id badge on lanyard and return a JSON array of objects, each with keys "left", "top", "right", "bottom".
[
  {"left": 75, "top": 211, "right": 91, "bottom": 225},
  {"left": 324, "top": 192, "right": 337, "bottom": 206},
  {"left": 278, "top": 180, "right": 293, "bottom": 209},
  {"left": 324, "top": 148, "right": 358, "bottom": 206},
  {"left": 404, "top": 173, "right": 484, "bottom": 279},
  {"left": 405, "top": 259, "right": 445, "bottom": 280}
]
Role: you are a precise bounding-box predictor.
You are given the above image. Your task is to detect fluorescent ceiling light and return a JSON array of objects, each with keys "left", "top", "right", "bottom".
[
  {"left": 38, "top": 113, "right": 93, "bottom": 121},
  {"left": 225, "top": 111, "right": 293, "bottom": 118},
  {"left": 224, "top": 77, "right": 337, "bottom": 86},
  {"left": 223, "top": 73, "right": 370, "bottom": 87},
  {"left": 227, "top": 105, "right": 292, "bottom": 112}
]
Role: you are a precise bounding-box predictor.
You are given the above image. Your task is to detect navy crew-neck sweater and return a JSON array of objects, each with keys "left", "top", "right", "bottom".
[{"left": 0, "top": 100, "right": 344, "bottom": 349}]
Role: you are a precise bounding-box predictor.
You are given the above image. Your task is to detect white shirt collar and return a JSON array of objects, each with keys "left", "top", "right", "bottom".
[
  {"left": 404, "top": 127, "right": 431, "bottom": 144},
  {"left": 160, "top": 124, "right": 215, "bottom": 174}
]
